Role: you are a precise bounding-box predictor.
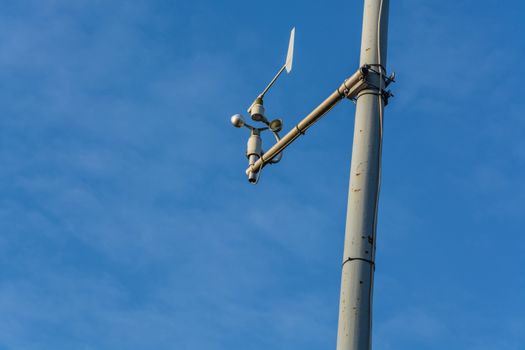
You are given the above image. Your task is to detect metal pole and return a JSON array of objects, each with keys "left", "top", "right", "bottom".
[{"left": 336, "top": 1, "right": 389, "bottom": 350}]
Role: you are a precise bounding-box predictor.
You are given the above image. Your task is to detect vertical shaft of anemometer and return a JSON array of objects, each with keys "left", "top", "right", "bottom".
[{"left": 336, "top": 1, "right": 389, "bottom": 350}]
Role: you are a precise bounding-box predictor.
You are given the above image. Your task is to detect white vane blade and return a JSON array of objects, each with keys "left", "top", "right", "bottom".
[{"left": 285, "top": 27, "right": 295, "bottom": 73}]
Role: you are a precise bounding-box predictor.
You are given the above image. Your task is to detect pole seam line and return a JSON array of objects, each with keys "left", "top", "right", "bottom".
[{"left": 341, "top": 257, "right": 375, "bottom": 267}]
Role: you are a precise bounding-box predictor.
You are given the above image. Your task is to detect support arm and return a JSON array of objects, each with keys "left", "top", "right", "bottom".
[{"left": 245, "top": 67, "right": 369, "bottom": 178}]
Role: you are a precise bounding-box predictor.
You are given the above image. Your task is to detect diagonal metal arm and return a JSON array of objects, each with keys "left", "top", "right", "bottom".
[{"left": 245, "top": 67, "right": 369, "bottom": 178}]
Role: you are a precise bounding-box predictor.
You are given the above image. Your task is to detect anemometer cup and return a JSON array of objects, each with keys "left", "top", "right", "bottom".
[
  {"left": 231, "top": 114, "right": 245, "bottom": 128},
  {"left": 269, "top": 119, "right": 283, "bottom": 133}
]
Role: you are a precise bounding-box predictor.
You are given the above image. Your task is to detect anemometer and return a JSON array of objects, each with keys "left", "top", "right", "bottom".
[
  {"left": 230, "top": 28, "right": 295, "bottom": 183},
  {"left": 230, "top": 27, "right": 394, "bottom": 184}
]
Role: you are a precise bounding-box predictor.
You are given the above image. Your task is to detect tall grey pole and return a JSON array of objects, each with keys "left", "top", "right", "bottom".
[{"left": 336, "top": 1, "right": 389, "bottom": 350}]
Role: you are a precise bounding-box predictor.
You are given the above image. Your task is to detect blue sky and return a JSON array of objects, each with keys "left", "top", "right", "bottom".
[{"left": 1, "top": 1, "right": 525, "bottom": 349}]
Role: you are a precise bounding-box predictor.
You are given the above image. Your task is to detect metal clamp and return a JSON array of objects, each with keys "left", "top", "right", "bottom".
[{"left": 356, "top": 64, "right": 395, "bottom": 105}]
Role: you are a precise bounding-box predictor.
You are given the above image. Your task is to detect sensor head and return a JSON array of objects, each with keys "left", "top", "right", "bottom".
[{"left": 249, "top": 103, "right": 268, "bottom": 124}]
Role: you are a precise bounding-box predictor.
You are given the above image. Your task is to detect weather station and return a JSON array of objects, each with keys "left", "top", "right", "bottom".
[{"left": 231, "top": 1, "right": 393, "bottom": 349}]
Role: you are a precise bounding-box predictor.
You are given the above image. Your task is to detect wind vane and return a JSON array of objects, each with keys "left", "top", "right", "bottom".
[{"left": 230, "top": 27, "right": 295, "bottom": 183}]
